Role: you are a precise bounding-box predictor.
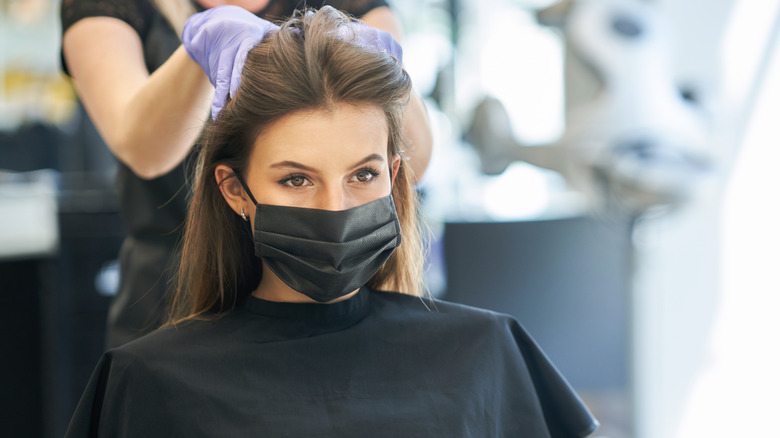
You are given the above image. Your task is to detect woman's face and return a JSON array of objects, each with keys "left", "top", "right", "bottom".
[{"left": 241, "top": 103, "right": 399, "bottom": 215}]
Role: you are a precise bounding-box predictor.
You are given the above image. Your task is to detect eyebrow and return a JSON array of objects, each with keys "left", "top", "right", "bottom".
[
  {"left": 350, "top": 153, "right": 385, "bottom": 168},
  {"left": 269, "top": 153, "right": 385, "bottom": 172}
]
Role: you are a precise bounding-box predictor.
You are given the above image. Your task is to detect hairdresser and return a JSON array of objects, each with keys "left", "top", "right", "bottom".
[{"left": 60, "top": 0, "right": 433, "bottom": 349}]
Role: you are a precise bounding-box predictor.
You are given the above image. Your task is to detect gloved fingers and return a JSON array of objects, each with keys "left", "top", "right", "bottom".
[
  {"left": 227, "top": 41, "right": 247, "bottom": 102},
  {"left": 339, "top": 22, "right": 403, "bottom": 64},
  {"left": 181, "top": 11, "right": 207, "bottom": 58},
  {"left": 211, "top": 35, "right": 259, "bottom": 118},
  {"left": 182, "top": 5, "right": 273, "bottom": 84},
  {"left": 211, "top": 97, "right": 225, "bottom": 121},
  {"left": 184, "top": 25, "right": 214, "bottom": 78},
  {"left": 212, "top": 79, "right": 228, "bottom": 119},
  {"left": 228, "top": 37, "right": 257, "bottom": 102},
  {"left": 211, "top": 44, "right": 240, "bottom": 119},
  {"left": 374, "top": 29, "right": 403, "bottom": 63},
  {"left": 223, "top": 26, "right": 278, "bottom": 116}
]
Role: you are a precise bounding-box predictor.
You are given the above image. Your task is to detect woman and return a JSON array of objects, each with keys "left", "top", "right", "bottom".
[
  {"left": 66, "top": 7, "right": 597, "bottom": 437},
  {"left": 61, "top": 0, "right": 432, "bottom": 348}
]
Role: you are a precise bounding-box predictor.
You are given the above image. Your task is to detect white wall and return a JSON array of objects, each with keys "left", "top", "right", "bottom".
[{"left": 633, "top": 0, "right": 780, "bottom": 436}]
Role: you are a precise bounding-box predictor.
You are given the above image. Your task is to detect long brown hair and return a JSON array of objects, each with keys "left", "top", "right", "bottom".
[{"left": 166, "top": 6, "right": 424, "bottom": 323}]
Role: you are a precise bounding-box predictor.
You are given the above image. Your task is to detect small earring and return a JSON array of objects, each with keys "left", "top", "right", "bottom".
[{"left": 240, "top": 207, "right": 248, "bottom": 222}]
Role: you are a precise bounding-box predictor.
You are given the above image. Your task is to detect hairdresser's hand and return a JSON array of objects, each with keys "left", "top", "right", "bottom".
[
  {"left": 348, "top": 22, "right": 403, "bottom": 64},
  {"left": 182, "top": 5, "right": 278, "bottom": 119}
]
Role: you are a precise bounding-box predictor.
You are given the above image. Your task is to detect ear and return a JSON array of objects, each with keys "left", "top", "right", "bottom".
[
  {"left": 390, "top": 154, "right": 402, "bottom": 185},
  {"left": 215, "top": 164, "right": 249, "bottom": 218}
]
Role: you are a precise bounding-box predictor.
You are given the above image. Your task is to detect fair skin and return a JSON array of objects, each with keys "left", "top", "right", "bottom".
[
  {"left": 62, "top": 1, "right": 431, "bottom": 180},
  {"left": 215, "top": 103, "right": 400, "bottom": 304}
]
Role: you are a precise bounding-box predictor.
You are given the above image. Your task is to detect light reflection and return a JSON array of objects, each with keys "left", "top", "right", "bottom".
[{"left": 678, "top": 0, "right": 780, "bottom": 435}]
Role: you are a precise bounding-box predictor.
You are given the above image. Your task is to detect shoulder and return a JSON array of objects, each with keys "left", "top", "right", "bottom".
[
  {"left": 94, "top": 313, "right": 250, "bottom": 399},
  {"left": 371, "top": 289, "right": 513, "bottom": 318},
  {"left": 61, "top": 0, "right": 155, "bottom": 37},
  {"left": 107, "top": 315, "right": 228, "bottom": 367},
  {"left": 369, "top": 289, "right": 522, "bottom": 339},
  {"left": 70, "top": 316, "right": 235, "bottom": 436}
]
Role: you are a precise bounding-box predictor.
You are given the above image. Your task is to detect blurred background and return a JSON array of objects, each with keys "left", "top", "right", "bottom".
[{"left": 1, "top": 0, "right": 779, "bottom": 436}]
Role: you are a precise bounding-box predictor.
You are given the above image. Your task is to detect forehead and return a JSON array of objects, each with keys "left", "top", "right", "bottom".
[{"left": 249, "top": 103, "right": 389, "bottom": 165}]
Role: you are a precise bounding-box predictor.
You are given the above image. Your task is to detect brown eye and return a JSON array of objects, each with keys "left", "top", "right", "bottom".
[
  {"left": 355, "top": 170, "right": 373, "bottom": 183},
  {"left": 278, "top": 174, "right": 312, "bottom": 188},
  {"left": 351, "top": 168, "right": 379, "bottom": 184}
]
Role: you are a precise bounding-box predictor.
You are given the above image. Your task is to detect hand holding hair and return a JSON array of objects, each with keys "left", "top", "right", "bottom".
[
  {"left": 340, "top": 21, "right": 403, "bottom": 64},
  {"left": 182, "top": 5, "right": 279, "bottom": 119}
]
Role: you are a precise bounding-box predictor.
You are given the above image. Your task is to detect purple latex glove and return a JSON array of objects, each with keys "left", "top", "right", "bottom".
[
  {"left": 340, "top": 22, "right": 403, "bottom": 64},
  {"left": 182, "top": 5, "right": 278, "bottom": 119}
]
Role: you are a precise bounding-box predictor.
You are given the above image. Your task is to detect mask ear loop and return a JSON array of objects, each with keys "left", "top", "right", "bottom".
[{"left": 232, "top": 169, "right": 260, "bottom": 206}]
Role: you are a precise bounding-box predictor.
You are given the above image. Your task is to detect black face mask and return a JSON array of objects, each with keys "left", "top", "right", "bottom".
[{"left": 234, "top": 171, "right": 402, "bottom": 302}]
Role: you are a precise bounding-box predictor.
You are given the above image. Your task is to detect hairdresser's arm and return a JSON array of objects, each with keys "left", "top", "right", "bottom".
[
  {"left": 362, "top": 7, "right": 433, "bottom": 182},
  {"left": 63, "top": 17, "right": 213, "bottom": 179}
]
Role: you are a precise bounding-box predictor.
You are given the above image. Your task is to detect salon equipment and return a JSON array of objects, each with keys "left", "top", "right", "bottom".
[{"left": 465, "top": 0, "right": 714, "bottom": 214}]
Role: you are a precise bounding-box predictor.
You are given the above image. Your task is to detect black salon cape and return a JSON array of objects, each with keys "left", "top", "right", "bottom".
[{"left": 66, "top": 288, "right": 598, "bottom": 437}]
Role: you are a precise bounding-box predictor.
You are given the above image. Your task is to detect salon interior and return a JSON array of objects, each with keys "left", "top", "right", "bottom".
[{"left": 2, "top": 0, "right": 778, "bottom": 436}]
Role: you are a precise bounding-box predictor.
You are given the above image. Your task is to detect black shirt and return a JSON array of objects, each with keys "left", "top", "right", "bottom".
[{"left": 66, "top": 288, "right": 599, "bottom": 437}]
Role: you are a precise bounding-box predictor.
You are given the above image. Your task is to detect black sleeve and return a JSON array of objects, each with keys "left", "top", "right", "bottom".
[
  {"left": 64, "top": 352, "right": 113, "bottom": 438},
  {"left": 508, "top": 318, "right": 600, "bottom": 437},
  {"left": 320, "top": 0, "right": 390, "bottom": 18},
  {"left": 61, "top": 0, "right": 153, "bottom": 40},
  {"left": 60, "top": 0, "right": 155, "bottom": 75}
]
